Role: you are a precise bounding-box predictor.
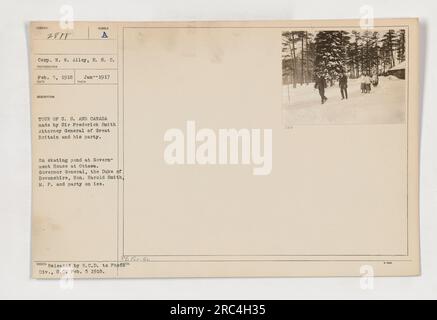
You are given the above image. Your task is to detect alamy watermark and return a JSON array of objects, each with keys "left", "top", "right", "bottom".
[
  {"left": 360, "top": 265, "right": 375, "bottom": 290},
  {"left": 360, "top": 5, "right": 375, "bottom": 30},
  {"left": 59, "top": 5, "right": 74, "bottom": 30},
  {"left": 163, "top": 121, "right": 273, "bottom": 176}
]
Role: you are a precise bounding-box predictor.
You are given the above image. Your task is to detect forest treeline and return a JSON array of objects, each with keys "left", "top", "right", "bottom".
[{"left": 282, "top": 29, "right": 406, "bottom": 86}]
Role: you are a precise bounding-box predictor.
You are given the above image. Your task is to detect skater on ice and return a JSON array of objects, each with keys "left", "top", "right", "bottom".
[
  {"left": 360, "top": 73, "right": 366, "bottom": 93},
  {"left": 339, "top": 71, "right": 348, "bottom": 100},
  {"left": 314, "top": 75, "right": 328, "bottom": 104},
  {"left": 366, "top": 73, "right": 372, "bottom": 93},
  {"left": 372, "top": 73, "right": 379, "bottom": 87},
  {"left": 360, "top": 72, "right": 371, "bottom": 93},
  {"left": 360, "top": 72, "right": 372, "bottom": 94}
]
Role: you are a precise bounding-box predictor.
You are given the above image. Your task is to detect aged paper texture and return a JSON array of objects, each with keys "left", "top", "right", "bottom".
[{"left": 30, "top": 19, "right": 420, "bottom": 278}]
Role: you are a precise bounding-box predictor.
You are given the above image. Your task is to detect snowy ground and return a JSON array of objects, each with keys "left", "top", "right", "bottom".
[{"left": 282, "top": 76, "right": 406, "bottom": 126}]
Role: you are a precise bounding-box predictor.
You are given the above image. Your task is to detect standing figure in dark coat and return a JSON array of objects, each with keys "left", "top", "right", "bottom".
[
  {"left": 371, "top": 73, "right": 379, "bottom": 87},
  {"left": 315, "top": 76, "right": 328, "bottom": 104},
  {"left": 339, "top": 72, "right": 348, "bottom": 100}
]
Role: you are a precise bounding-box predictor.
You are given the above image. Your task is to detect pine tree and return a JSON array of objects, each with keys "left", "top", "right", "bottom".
[
  {"left": 396, "top": 30, "right": 406, "bottom": 62},
  {"left": 381, "top": 30, "right": 397, "bottom": 68},
  {"left": 347, "top": 31, "right": 361, "bottom": 78},
  {"left": 282, "top": 31, "right": 299, "bottom": 87},
  {"left": 314, "top": 31, "right": 347, "bottom": 82},
  {"left": 282, "top": 31, "right": 315, "bottom": 86}
]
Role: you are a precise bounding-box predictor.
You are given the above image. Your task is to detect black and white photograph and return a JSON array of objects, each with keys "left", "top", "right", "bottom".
[{"left": 282, "top": 28, "right": 407, "bottom": 125}]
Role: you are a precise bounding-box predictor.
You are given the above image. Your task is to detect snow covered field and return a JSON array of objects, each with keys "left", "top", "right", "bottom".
[{"left": 282, "top": 76, "right": 406, "bottom": 126}]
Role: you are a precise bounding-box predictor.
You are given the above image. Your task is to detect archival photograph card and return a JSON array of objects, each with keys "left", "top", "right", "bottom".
[{"left": 30, "top": 19, "right": 420, "bottom": 278}]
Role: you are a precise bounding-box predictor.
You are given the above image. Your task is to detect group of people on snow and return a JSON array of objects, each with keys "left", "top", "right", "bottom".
[
  {"left": 314, "top": 71, "right": 379, "bottom": 104},
  {"left": 360, "top": 72, "right": 379, "bottom": 94}
]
